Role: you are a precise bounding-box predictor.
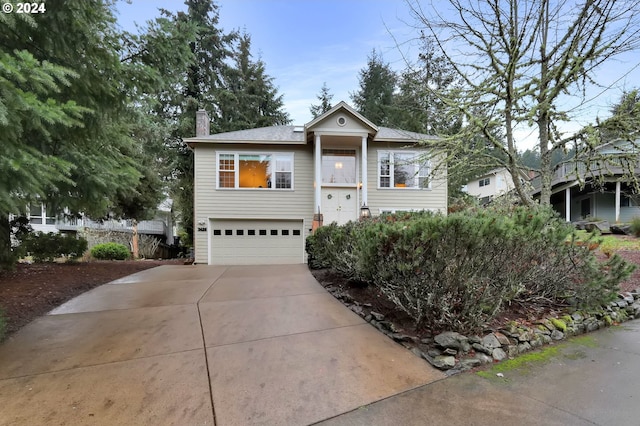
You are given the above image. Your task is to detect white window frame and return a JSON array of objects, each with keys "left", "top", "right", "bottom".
[
  {"left": 377, "top": 150, "right": 431, "bottom": 189},
  {"left": 216, "top": 151, "right": 294, "bottom": 190},
  {"left": 321, "top": 148, "right": 358, "bottom": 186},
  {"left": 479, "top": 177, "right": 490, "bottom": 187}
]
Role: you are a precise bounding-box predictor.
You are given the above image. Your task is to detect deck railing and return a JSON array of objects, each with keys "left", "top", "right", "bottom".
[{"left": 56, "top": 217, "right": 167, "bottom": 235}]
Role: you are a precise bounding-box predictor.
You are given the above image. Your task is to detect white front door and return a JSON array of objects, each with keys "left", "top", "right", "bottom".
[{"left": 322, "top": 188, "right": 358, "bottom": 225}]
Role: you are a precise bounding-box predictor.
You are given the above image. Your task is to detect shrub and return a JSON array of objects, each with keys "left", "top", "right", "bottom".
[
  {"left": 22, "top": 232, "right": 88, "bottom": 263},
  {"left": 312, "top": 207, "right": 635, "bottom": 334},
  {"left": 630, "top": 216, "right": 640, "bottom": 237},
  {"left": 91, "top": 242, "right": 131, "bottom": 260}
]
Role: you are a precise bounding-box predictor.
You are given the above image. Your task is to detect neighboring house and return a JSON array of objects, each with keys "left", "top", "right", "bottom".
[
  {"left": 530, "top": 139, "right": 640, "bottom": 223},
  {"left": 185, "top": 101, "right": 447, "bottom": 265},
  {"left": 463, "top": 167, "right": 518, "bottom": 204},
  {"left": 24, "top": 201, "right": 175, "bottom": 244}
]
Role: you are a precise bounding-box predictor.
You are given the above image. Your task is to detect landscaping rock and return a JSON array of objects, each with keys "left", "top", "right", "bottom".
[
  {"left": 472, "top": 343, "right": 492, "bottom": 355},
  {"left": 494, "top": 332, "right": 510, "bottom": 346},
  {"left": 460, "top": 358, "right": 482, "bottom": 369},
  {"left": 631, "top": 302, "right": 640, "bottom": 319},
  {"left": 551, "top": 330, "right": 564, "bottom": 340},
  {"left": 474, "top": 353, "right": 493, "bottom": 364},
  {"left": 571, "top": 312, "right": 584, "bottom": 322},
  {"left": 370, "top": 311, "right": 385, "bottom": 321},
  {"left": 584, "top": 220, "right": 610, "bottom": 234},
  {"left": 518, "top": 342, "right": 532, "bottom": 353},
  {"left": 482, "top": 333, "right": 502, "bottom": 349},
  {"left": 610, "top": 224, "right": 631, "bottom": 235},
  {"left": 434, "top": 331, "right": 466, "bottom": 350},
  {"left": 427, "top": 348, "right": 442, "bottom": 357},
  {"left": 443, "top": 348, "right": 458, "bottom": 356},
  {"left": 430, "top": 355, "right": 456, "bottom": 370},
  {"left": 492, "top": 347, "right": 507, "bottom": 361}
]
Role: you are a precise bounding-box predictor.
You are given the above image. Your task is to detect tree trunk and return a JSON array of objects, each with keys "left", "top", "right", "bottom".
[
  {"left": 132, "top": 220, "right": 139, "bottom": 259},
  {"left": 537, "top": 0, "right": 552, "bottom": 206},
  {"left": 0, "top": 217, "right": 14, "bottom": 270}
]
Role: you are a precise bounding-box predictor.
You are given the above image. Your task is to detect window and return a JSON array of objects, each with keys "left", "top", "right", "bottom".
[
  {"left": 29, "top": 204, "right": 43, "bottom": 224},
  {"left": 28, "top": 203, "right": 55, "bottom": 225},
  {"left": 621, "top": 195, "right": 632, "bottom": 207},
  {"left": 378, "top": 151, "right": 430, "bottom": 189},
  {"left": 322, "top": 149, "right": 356, "bottom": 184},
  {"left": 217, "top": 152, "right": 293, "bottom": 189},
  {"left": 479, "top": 178, "right": 490, "bottom": 187}
]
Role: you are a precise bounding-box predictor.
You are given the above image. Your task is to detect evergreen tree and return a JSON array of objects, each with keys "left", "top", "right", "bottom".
[
  {"left": 0, "top": 1, "right": 153, "bottom": 267},
  {"left": 351, "top": 49, "right": 396, "bottom": 125},
  {"left": 219, "top": 33, "right": 290, "bottom": 131},
  {"left": 390, "top": 37, "right": 461, "bottom": 135},
  {"left": 310, "top": 82, "right": 334, "bottom": 118}
]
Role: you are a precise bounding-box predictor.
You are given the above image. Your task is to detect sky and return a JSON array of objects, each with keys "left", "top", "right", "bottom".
[
  {"left": 117, "top": 0, "right": 415, "bottom": 125},
  {"left": 116, "top": 0, "right": 640, "bottom": 150}
]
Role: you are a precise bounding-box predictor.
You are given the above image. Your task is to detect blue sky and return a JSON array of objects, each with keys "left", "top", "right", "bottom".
[
  {"left": 116, "top": 1, "right": 640, "bottom": 149},
  {"left": 117, "top": 0, "right": 415, "bottom": 125}
]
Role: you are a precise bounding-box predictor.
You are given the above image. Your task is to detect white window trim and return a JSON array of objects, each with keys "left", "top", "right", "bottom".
[
  {"left": 216, "top": 151, "right": 295, "bottom": 190},
  {"left": 377, "top": 150, "right": 431, "bottom": 190}
]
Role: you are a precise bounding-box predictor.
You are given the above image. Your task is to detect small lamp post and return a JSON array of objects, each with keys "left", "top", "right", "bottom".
[{"left": 360, "top": 204, "right": 371, "bottom": 219}]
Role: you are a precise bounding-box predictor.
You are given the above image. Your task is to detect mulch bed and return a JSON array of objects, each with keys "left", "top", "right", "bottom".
[{"left": 0, "top": 260, "right": 184, "bottom": 338}]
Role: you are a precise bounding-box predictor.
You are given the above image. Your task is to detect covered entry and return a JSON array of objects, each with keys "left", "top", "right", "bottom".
[{"left": 209, "top": 219, "right": 304, "bottom": 265}]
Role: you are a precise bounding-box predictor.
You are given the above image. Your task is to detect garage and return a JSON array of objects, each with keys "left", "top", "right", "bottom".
[{"left": 209, "top": 219, "right": 305, "bottom": 265}]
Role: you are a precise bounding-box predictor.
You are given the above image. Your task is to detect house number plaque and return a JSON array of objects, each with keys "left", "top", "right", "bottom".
[{"left": 197, "top": 227, "right": 207, "bottom": 232}]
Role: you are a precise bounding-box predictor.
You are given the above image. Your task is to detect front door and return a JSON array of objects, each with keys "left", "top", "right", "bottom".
[{"left": 322, "top": 188, "right": 358, "bottom": 225}]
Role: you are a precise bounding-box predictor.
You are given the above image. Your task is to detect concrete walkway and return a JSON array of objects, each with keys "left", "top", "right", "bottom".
[
  {"left": 319, "top": 319, "right": 640, "bottom": 426},
  {"left": 0, "top": 264, "right": 443, "bottom": 425}
]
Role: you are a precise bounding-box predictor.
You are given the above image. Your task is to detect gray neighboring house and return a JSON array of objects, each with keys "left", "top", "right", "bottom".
[
  {"left": 531, "top": 139, "right": 640, "bottom": 223},
  {"left": 185, "top": 101, "right": 448, "bottom": 265}
]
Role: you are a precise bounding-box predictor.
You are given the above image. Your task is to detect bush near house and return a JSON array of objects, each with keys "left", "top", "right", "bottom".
[
  {"left": 630, "top": 216, "right": 640, "bottom": 237},
  {"left": 90, "top": 242, "right": 131, "bottom": 260},
  {"left": 22, "top": 232, "right": 88, "bottom": 263},
  {"left": 307, "top": 207, "right": 635, "bottom": 333}
]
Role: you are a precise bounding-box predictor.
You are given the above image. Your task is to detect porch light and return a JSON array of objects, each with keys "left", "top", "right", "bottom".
[{"left": 360, "top": 204, "right": 371, "bottom": 219}]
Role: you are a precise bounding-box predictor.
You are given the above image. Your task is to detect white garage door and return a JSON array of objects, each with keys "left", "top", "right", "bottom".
[{"left": 210, "top": 219, "right": 304, "bottom": 265}]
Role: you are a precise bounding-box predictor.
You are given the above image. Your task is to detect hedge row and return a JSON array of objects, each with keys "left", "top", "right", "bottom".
[{"left": 306, "top": 207, "right": 635, "bottom": 333}]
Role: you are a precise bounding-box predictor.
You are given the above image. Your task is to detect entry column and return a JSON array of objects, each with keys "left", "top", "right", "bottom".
[{"left": 361, "top": 135, "right": 368, "bottom": 206}]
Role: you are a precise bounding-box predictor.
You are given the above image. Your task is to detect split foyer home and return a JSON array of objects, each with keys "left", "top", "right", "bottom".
[
  {"left": 531, "top": 139, "right": 640, "bottom": 223},
  {"left": 185, "top": 101, "right": 447, "bottom": 265}
]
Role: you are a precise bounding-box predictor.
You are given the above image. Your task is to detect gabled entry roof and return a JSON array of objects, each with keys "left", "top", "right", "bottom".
[{"left": 305, "top": 101, "right": 378, "bottom": 134}]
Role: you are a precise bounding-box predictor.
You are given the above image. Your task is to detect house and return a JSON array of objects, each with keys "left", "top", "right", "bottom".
[
  {"left": 463, "top": 167, "right": 518, "bottom": 204},
  {"left": 185, "top": 101, "right": 447, "bottom": 265},
  {"left": 530, "top": 139, "right": 640, "bottom": 223},
  {"left": 24, "top": 200, "right": 175, "bottom": 244}
]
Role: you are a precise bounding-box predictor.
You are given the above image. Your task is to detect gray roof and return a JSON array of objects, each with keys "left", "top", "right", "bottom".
[
  {"left": 186, "top": 125, "right": 305, "bottom": 144},
  {"left": 185, "top": 124, "right": 438, "bottom": 145},
  {"left": 375, "top": 127, "right": 436, "bottom": 142}
]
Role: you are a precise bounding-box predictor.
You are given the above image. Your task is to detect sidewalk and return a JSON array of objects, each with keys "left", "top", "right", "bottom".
[{"left": 318, "top": 319, "right": 640, "bottom": 426}]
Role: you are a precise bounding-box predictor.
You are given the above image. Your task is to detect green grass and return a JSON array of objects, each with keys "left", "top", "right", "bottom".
[
  {"left": 476, "top": 345, "right": 561, "bottom": 380},
  {"left": 476, "top": 335, "right": 600, "bottom": 381},
  {"left": 572, "top": 230, "right": 640, "bottom": 253}
]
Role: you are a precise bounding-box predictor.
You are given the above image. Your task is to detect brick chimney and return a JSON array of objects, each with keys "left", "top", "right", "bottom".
[{"left": 195, "top": 109, "right": 210, "bottom": 137}]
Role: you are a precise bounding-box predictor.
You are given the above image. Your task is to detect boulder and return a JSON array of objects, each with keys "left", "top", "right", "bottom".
[
  {"left": 584, "top": 221, "right": 611, "bottom": 234},
  {"left": 610, "top": 224, "right": 632, "bottom": 235}
]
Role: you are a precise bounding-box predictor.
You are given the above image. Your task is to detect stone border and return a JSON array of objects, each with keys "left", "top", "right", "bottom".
[{"left": 325, "top": 284, "right": 640, "bottom": 375}]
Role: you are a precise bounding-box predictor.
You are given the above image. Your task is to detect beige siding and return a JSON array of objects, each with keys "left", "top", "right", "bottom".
[
  {"left": 366, "top": 142, "right": 447, "bottom": 215},
  {"left": 193, "top": 143, "right": 314, "bottom": 264}
]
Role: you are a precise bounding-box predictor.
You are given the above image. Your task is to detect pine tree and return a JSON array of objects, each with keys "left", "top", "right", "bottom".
[
  {"left": 310, "top": 83, "right": 334, "bottom": 118},
  {"left": 350, "top": 50, "right": 396, "bottom": 125}
]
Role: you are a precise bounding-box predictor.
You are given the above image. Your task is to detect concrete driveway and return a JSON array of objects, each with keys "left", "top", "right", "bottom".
[{"left": 0, "top": 264, "right": 444, "bottom": 425}]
